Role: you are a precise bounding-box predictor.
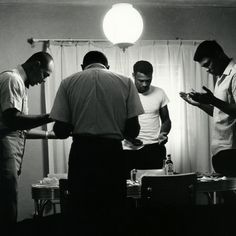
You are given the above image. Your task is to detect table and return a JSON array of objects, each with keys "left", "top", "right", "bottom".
[
  {"left": 196, "top": 177, "right": 236, "bottom": 192},
  {"left": 31, "top": 184, "right": 60, "bottom": 217},
  {"left": 128, "top": 176, "right": 236, "bottom": 204},
  {"left": 196, "top": 177, "right": 236, "bottom": 204},
  {"left": 31, "top": 176, "right": 236, "bottom": 216}
]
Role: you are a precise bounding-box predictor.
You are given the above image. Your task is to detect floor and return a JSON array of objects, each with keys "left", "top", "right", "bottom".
[{"left": 16, "top": 205, "right": 236, "bottom": 236}]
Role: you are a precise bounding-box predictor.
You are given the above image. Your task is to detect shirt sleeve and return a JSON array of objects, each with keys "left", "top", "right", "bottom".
[
  {"left": 126, "top": 78, "right": 144, "bottom": 118},
  {"left": 231, "top": 74, "right": 236, "bottom": 102},
  {"left": 0, "top": 74, "right": 24, "bottom": 112},
  {"left": 50, "top": 81, "right": 71, "bottom": 123},
  {"left": 161, "top": 89, "right": 170, "bottom": 108}
]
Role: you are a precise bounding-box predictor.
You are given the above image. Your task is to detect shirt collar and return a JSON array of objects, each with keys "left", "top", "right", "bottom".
[
  {"left": 16, "top": 65, "right": 27, "bottom": 83},
  {"left": 222, "top": 59, "right": 235, "bottom": 76},
  {"left": 84, "top": 63, "right": 107, "bottom": 70}
]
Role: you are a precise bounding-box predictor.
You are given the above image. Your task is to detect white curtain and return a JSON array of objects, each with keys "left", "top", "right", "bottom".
[{"left": 45, "top": 40, "right": 214, "bottom": 174}]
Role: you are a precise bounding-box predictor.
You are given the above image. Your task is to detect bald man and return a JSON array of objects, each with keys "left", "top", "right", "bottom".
[{"left": 0, "top": 51, "right": 54, "bottom": 230}]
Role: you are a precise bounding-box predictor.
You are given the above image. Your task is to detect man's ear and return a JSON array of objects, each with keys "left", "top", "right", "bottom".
[{"left": 106, "top": 65, "right": 110, "bottom": 70}]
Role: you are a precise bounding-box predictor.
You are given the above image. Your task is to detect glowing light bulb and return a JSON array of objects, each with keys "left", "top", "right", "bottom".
[{"left": 103, "top": 3, "right": 143, "bottom": 51}]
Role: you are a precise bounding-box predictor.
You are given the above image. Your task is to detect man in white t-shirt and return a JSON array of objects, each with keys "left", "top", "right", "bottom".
[{"left": 123, "top": 60, "right": 171, "bottom": 179}]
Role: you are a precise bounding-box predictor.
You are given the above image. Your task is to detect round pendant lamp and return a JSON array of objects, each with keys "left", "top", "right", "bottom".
[{"left": 103, "top": 3, "right": 143, "bottom": 51}]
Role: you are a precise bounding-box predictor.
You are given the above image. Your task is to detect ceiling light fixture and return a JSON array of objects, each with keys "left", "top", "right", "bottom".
[{"left": 103, "top": 3, "right": 143, "bottom": 52}]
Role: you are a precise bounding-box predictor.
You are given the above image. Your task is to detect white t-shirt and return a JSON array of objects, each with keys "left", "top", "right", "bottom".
[{"left": 123, "top": 85, "right": 169, "bottom": 150}]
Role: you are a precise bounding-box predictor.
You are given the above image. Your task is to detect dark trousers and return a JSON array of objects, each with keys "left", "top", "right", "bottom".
[
  {"left": 212, "top": 149, "right": 236, "bottom": 177},
  {"left": 212, "top": 149, "right": 236, "bottom": 205},
  {"left": 67, "top": 137, "right": 126, "bottom": 236},
  {"left": 124, "top": 143, "right": 166, "bottom": 179}
]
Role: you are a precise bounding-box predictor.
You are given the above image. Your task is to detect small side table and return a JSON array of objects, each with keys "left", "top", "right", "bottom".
[{"left": 31, "top": 184, "right": 60, "bottom": 217}]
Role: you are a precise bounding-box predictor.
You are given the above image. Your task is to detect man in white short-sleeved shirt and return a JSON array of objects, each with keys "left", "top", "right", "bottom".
[
  {"left": 180, "top": 40, "right": 236, "bottom": 177},
  {"left": 0, "top": 52, "right": 54, "bottom": 230},
  {"left": 180, "top": 40, "right": 236, "bottom": 204},
  {"left": 123, "top": 60, "right": 171, "bottom": 179}
]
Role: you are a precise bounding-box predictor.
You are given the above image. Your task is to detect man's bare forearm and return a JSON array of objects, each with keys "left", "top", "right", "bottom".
[
  {"left": 26, "top": 129, "right": 56, "bottom": 139},
  {"left": 197, "top": 104, "right": 214, "bottom": 116},
  {"left": 160, "top": 119, "right": 171, "bottom": 135},
  {"left": 3, "top": 109, "right": 53, "bottom": 130},
  {"left": 211, "top": 97, "right": 236, "bottom": 117}
]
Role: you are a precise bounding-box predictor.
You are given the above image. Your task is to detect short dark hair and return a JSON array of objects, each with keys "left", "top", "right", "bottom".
[
  {"left": 82, "top": 51, "right": 108, "bottom": 68},
  {"left": 194, "top": 40, "right": 224, "bottom": 62},
  {"left": 25, "top": 51, "right": 53, "bottom": 69},
  {"left": 133, "top": 60, "right": 153, "bottom": 76}
]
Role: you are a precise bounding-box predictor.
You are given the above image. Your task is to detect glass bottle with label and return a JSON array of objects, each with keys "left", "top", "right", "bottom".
[
  {"left": 130, "top": 169, "right": 137, "bottom": 182},
  {"left": 165, "top": 154, "right": 174, "bottom": 175}
]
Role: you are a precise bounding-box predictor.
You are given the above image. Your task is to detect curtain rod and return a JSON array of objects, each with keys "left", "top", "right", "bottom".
[
  {"left": 28, "top": 37, "right": 203, "bottom": 45},
  {"left": 27, "top": 37, "right": 203, "bottom": 51},
  {"left": 27, "top": 37, "right": 108, "bottom": 45},
  {"left": 27, "top": 37, "right": 110, "bottom": 51}
]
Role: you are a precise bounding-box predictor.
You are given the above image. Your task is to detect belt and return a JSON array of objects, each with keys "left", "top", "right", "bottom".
[
  {"left": 0, "top": 129, "right": 26, "bottom": 138},
  {"left": 72, "top": 134, "right": 121, "bottom": 143}
]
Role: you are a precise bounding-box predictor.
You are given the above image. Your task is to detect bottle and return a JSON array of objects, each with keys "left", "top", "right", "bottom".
[
  {"left": 165, "top": 154, "right": 174, "bottom": 175},
  {"left": 130, "top": 169, "right": 137, "bottom": 182}
]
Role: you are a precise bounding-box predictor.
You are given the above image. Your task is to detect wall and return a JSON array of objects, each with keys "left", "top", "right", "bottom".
[{"left": 0, "top": 3, "right": 235, "bottom": 221}]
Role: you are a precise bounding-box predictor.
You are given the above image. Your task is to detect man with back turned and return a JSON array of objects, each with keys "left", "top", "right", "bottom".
[{"left": 50, "top": 50, "right": 144, "bottom": 235}]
